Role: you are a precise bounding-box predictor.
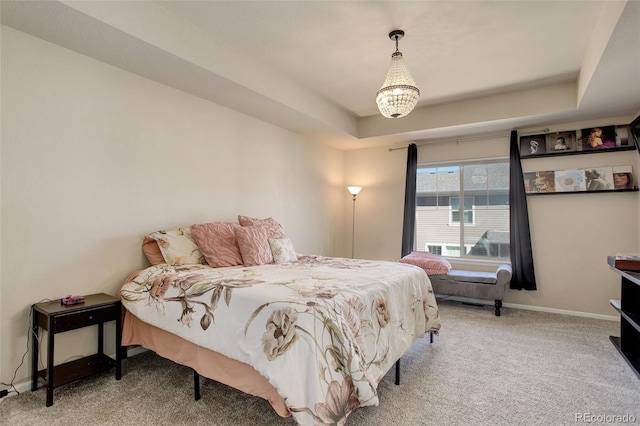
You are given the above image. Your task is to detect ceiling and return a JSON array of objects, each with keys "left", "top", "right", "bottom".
[{"left": 2, "top": 1, "right": 639, "bottom": 150}]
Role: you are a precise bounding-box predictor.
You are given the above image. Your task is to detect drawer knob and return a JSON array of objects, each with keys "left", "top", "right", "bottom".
[{"left": 89, "top": 315, "right": 93, "bottom": 320}]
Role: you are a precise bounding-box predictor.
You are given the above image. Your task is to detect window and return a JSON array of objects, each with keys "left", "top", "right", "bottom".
[
  {"left": 415, "top": 160, "right": 510, "bottom": 259},
  {"left": 449, "top": 196, "right": 475, "bottom": 224},
  {"left": 427, "top": 245, "right": 442, "bottom": 255}
]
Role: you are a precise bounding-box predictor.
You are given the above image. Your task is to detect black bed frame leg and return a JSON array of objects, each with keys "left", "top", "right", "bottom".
[
  {"left": 430, "top": 332, "right": 434, "bottom": 343},
  {"left": 395, "top": 359, "right": 400, "bottom": 385},
  {"left": 495, "top": 300, "right": 502, "bottom": 317},
  {"left": 193, "top": 369, "right": 201, "bottom": 401}
]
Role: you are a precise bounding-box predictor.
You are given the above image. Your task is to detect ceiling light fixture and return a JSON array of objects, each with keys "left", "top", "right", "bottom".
[{"left": 376, "top": 30, "right": 420, "bottom": 119}]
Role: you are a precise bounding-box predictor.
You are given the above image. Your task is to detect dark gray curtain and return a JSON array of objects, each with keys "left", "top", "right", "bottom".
[
  {"left": 509, "top": 130, "right": 537, "bottom": 290},
  {"left": 401, "top": 143, "right": 417, "bottom": 258}
]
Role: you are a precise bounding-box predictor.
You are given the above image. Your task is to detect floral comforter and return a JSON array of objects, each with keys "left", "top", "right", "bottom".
[{"left": 120, "top": 255, "right": 441, "bottom": 425}]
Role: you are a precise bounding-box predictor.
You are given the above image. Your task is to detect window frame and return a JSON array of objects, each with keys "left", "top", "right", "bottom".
[
  {"left": 449, "top": 195, "right": 475, "bottom": 226},
  {"left": 415, "top": 157, "right": 510, "bottom": 262}
]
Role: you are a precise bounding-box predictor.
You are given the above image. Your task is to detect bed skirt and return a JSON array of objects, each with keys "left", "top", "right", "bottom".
[{"left": 122, "top": 309, "right": 290, "bottom": 418}]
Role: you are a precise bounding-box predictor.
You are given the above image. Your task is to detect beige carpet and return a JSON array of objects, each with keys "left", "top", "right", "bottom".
[{"left": 2, "top": 300, "right": 639, "bottom": 425}]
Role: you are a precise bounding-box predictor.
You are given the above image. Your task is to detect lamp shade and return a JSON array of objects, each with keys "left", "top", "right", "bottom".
[
  {"left": 347, "top": 186, "right": 362, "bottom": 196},
  {"left": 376, "top": 52, "right": 420, "bottom": 119}
]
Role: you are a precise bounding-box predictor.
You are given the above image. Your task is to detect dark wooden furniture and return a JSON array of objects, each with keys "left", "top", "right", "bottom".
[
  {"left": 609, "top": 267, "right": 640, "bottom": 378},
  {"left": 31, "top": 293, "right": 122, "bottom": 406}
]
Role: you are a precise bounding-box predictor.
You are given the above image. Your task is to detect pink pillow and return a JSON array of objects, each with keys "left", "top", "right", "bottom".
[
  {"left": 190, "top": 222, "right": 243, "bottom": 267},
  {"left": 238, "top": 215, "right": 285, "bottom": 239},
  {"left": 400, "top": 251, "right": 452, "bottom": 275},
  {"left": 142, "top": 235, "right": 166, "bottom": 266},
  {"left": 234, "top": 226, "right": 273, "bottom": 266}
]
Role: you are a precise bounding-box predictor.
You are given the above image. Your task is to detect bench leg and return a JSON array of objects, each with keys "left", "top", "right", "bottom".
[{"left": 494, "top": 300, "right": 502, "bottom": 317}]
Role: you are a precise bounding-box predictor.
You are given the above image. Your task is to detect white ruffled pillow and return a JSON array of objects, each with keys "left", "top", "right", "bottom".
[
  {"left": 148, "top": 228, "right": 206, "bottom": 266},
  {"left": 268, "top": 238, "right": 297, "bottom": 264}
]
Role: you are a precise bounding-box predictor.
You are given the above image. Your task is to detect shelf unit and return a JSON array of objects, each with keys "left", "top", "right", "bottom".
[
  {"left": 609, "top": 267, "right": 640, "bottom": 378},
  {"left": 520, "top": 131, "right": 638, "bottom": 195},
  {"left": 522, "top": 145, "right": 636, "bottom": 159},
  {"left": 526, "top": 188, "right": 638, "bottom": 197}
]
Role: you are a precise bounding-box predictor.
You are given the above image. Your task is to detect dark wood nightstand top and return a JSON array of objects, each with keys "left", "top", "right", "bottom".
[{"left": 33, "top": 293, "right": 119, "bottom": 316}]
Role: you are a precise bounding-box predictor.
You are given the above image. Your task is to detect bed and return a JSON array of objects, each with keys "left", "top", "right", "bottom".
[{"left": 119, "top": 219, "right": 441, "bottom": 425}]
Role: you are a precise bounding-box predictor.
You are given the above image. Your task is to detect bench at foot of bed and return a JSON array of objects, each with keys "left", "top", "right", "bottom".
[{"left": 428, "top": 264, "right": 512, "bottom": 316}]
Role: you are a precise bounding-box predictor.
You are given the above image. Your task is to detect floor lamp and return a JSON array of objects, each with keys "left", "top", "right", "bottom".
[{"left": 347, "top": 186, "right": 362, "bottom": 259}]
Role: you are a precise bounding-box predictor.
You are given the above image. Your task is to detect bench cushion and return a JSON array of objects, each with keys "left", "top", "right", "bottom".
[{"left": 430, "top": 270, "right": 497, "bottom": 285}]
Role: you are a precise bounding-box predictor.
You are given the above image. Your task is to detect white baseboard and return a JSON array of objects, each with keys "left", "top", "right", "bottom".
[
  {"left": 126, "top": 346, "right": 148, "bottom": 357},
  {"left": 502, "top": 302, "right": 618, "bottom": 321},
  {"left": 436, "top": 294, "right": 619, "bottom": 321},
  {"left": 1, "top": 346, "right": 149, "bottom": 401}
]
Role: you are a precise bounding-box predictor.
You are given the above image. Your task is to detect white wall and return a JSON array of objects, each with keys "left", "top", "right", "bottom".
[
  {"left": 346, "top": 121, "right": 640, "bottom": 317},
  {"left": 0, "top": 26, "right": 345, "bottom": 386}
]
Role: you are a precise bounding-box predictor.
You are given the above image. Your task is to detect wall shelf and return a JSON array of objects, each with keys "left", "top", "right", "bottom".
[
  {"left": 526, "top": 188, "right": 638, "bottom": 196},
  {"left": 521, "top": 145, "right": 636, "bottom": 159}
]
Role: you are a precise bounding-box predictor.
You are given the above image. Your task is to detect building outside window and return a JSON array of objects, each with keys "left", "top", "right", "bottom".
[{"left": 416, "top": 160, "right": 510, "bottom": 259}]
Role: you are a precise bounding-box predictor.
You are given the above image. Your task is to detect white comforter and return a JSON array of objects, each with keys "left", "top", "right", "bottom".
[{"left": 120, "top": 255, "right": 440, "bottom": 425}]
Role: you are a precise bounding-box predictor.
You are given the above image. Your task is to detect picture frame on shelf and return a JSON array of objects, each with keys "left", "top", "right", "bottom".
[
  {"left": 612, "top": 165, "right": 634, "bottom": 190},
  {"left": 523, "top": 170, "right": 555, "bottom": 193},
  {"left": 554, "top": 169, "right": 586, "bottom": 192},
  {"left": 584, "top": 166, "right": 613, "bottom": 191},
  {"left": 519, "top": 134, "right": 547, "bottom": 157},
  {"left": 546, "top": 131, "right": 576, "bottom": 153}
]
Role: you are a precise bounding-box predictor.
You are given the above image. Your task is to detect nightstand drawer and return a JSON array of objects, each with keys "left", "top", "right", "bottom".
[{"left": 53, "top": 305, "right": 119, "bottom": 333}]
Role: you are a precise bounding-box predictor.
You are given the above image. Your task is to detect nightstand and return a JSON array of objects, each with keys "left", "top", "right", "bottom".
[{"left": 31, "top": 293, "right": 122, "bottom": 406}]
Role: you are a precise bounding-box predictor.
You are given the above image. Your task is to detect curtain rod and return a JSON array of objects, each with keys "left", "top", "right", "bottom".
[{"left": 387, "top": 128, "right": 550, "bottom": 152}]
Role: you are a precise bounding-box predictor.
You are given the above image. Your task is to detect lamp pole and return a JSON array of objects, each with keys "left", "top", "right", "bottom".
[
  {"left": 347, "top": 186, "right": 362, "bottom": 259},
  {"left": 351, "top": 193, "right": 357, "bottom": 259}
]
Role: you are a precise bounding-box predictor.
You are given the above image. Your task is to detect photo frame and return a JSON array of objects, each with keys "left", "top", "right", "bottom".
[
  {"left": 519, "top": 134, "right": 547, "bottom": 157},
  {"left": 584, "top": 166, "right": 613, "bottom": 191},
  {"left": 613, "top": 165, "right": 634, "bottom": 190},
  {"left": 546, "top": 131, "right": 576, "bottom": 153},
  {"left": 523, "top": 170, "right": 555, "bottom": 193},
  {"left": 554, "top": 169, "right": 585, "bottom": 192}
]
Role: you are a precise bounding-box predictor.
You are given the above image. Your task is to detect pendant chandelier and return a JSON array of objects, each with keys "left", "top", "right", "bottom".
[{"left": 376, "top": 30, "right": 420, "bottom": 119}]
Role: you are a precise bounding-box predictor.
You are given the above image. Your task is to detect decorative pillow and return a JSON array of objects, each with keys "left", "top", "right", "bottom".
[
  {"left": 235, "top": 226, "right": 273, "bottom": 266},
  {"left": 399, "top": 251, "right": 452, "bottom": 275},
  {"left": 148, "top": 228, "right": 206, "bottom": 266},
  {"left": 268, "top": 238, "right": 297, "bottom": 264},
  {"left": 142, "top": 235, "right": 166, "bottom": 266},
  {"left": 190, "top": 222, "right": 243, "bottom": 267},
  {"left": 238, "top": 215, "right": 286, "bottom": 239}
]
